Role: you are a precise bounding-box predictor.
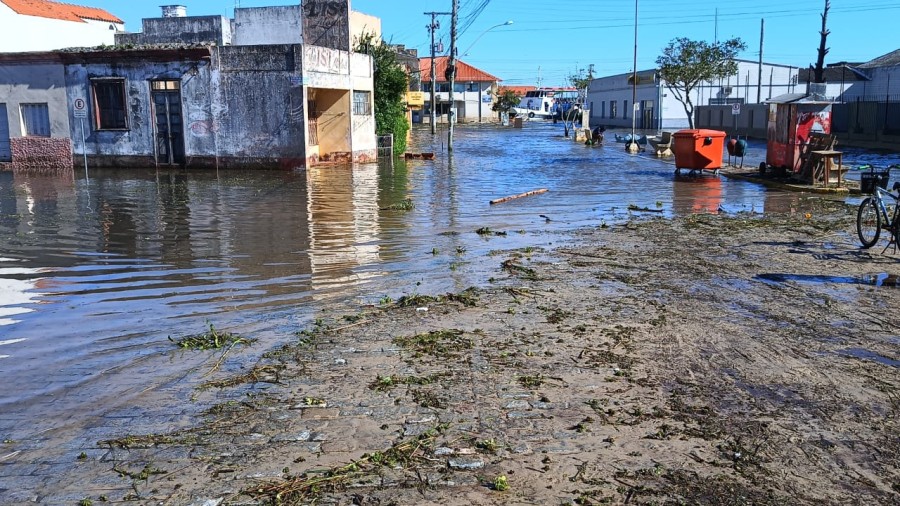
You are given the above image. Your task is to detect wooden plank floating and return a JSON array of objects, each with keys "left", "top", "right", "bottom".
[{"left": 490, "top": 188, "right": 549, "bottom": 205}]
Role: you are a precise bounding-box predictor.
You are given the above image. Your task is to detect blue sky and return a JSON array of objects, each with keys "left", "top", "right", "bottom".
[{"left": 93, "top": 0, "right": 899, "bottom": 87}]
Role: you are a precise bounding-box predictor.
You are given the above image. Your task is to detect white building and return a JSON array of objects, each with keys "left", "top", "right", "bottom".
[
  {"left": 0, "top": 0, "right": 124, "bottom": 52},
  {"left": 417, "top": 57, "right": 501, "bottom": 123},
  {"left": 835, "top": 49, "right": 900, "bottom": 102},
  {"left": 587, "top": 59, "right": 800, "bottom": 131}
]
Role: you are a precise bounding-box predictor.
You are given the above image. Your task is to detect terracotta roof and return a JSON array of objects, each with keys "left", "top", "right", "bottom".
[
  {"left": 419, "top": 56, "right": 500, "bottom": 83},
  {"left": 498, "top": 86, "right": 535, "bottom": 96},
  {"left": 1, "top": 0, "right": 123, "bottom": 24}
]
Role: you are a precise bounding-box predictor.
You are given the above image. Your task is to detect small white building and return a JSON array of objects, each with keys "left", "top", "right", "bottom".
[
  {"left": 0, "top": 0, "right": 124, "bottom": 52},
  {"left": 587, "top": 59, "right": 801, "bottom": 131}
]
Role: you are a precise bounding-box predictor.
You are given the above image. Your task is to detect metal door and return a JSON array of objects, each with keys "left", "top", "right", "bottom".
[
  {"left": 0, "top": 104, "right": 10, "bottom": 162},
  {"left": 641, "top": 101, "right": 655, "bottom": 130},
  {"left": 151, "top": 81, "right": 184, "bottom": 165}
]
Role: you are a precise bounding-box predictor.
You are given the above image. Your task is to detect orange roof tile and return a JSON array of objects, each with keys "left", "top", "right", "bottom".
[
  {"left": 419, "top": 56, "right": 500, "bottom": 83},
  {"left": 1, "top": 0, "right": 122, "bottom": 24},
  {"left": 498, "top": 86, "right": 535, "bottom": 96}
]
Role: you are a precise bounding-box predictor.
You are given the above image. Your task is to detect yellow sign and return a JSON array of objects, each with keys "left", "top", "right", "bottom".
[{"left": 406, "top": 91, "right": 425, "bottom": 106}]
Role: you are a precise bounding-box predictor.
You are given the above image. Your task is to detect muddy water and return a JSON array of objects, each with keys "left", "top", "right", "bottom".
[{"left": 0, "top": 122, "right": 853, "bottom": 441}]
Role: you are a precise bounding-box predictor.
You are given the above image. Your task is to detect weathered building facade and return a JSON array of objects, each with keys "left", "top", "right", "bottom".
[{"left": 0, "top": 1, "right": 379, "bottom": 171}]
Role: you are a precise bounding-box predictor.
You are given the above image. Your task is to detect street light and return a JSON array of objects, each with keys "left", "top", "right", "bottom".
[{"left": 462, "top": 20, "right": 513, "bottom": 56}]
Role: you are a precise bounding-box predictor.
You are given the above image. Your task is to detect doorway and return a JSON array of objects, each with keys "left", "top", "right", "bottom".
[
  {"left": 641, "top": 100, "right": 655, "bottom": 130},
  {"left": 151, "top": 81, "right": 184, "bottom": 165},
  {"left": 0, "top": 104, "right": 10, "bottom": 162}
]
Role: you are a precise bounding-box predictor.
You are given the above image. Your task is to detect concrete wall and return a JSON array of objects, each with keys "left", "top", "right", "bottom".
[
  {"left": 233, "top": 6, "right": 302, "bottom": 46},
  {"left": 0, "top": 62, "right": 70, "bottom": 137},
  {"left": 0, "top": 4, "right": 123, "bottom": 52},
  {"left": 302, "top": 1, "right": 350, "bottom": 52},
  {"left": 304, "top": 45, "right": 351, "bottom": 88},
  {"left": 212, "top": 45, "right": 306, "bottom": 167},
  {"left": 696, "top": 104, "right": 769, "bottom": 138},
  {"left": 350, "top": 11, "right": 381, "bottom": 44},
  {"left": 349, "top": 52, "right": 376, "bottom": 155},
  {"left": 116, "top": 16, "right": 232, "bottom": 46}
]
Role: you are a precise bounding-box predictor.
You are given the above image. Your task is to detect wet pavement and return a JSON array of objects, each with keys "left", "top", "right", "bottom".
[{"left": 0, "top": 121, "right": 896, "bottom": 500}]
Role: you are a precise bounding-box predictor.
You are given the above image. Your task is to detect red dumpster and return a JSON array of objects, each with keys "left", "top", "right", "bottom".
[{"left": 672, "top": 129, "right": 726, "bottom": 175}]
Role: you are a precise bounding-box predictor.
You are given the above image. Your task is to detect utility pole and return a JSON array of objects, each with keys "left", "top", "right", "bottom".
[
  {"left": 627, "top": 0, "right": 639, "bottom": 154},
  {"left": 425, "top": 11, "right": 450, "bottom": 135},
  {"left": 757, "top": 19, "right": 764, "bottom": 103},
  {"left": 448, "top": 0, "right": 458, "bottom": 151}
]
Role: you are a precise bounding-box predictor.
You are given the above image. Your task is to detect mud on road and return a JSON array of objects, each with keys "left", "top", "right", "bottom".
[{"left": 32, "top": 198, "right": 900, "bottom": 505}]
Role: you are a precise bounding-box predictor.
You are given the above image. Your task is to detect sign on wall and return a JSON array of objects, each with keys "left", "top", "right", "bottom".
[
  {"left": 73, "top": 97, "right": 87, "bottom": 119},
  {"left": 406, "top": 91, "right": 425, "bottom": 106}
]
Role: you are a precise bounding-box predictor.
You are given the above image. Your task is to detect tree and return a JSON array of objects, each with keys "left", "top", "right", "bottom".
[
  {"left": 491, "top": 89, "right": 521, "bottom": 114},
  {"left": 656, "top": 37, "right": 747, "bottom": 129},
  {"left": 355, "top": 33, "right": 410, "bottom": 156},
  {"left": 813, "top": 0, "right": 831, "bottom": 83}
]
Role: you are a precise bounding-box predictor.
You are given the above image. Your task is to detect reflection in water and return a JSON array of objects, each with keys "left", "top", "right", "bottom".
[
  {"left": 307, "top": 165, "right": 382, "bottom": 293},
  {"left": 673, "top": 176, "right": 723, "bottom": 214},
  {"left": 0, "top": 123, "right": 868, "bottom": 474}
]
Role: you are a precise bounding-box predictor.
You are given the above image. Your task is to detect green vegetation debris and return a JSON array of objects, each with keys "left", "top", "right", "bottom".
[{"left": 169, "top": 323, "right": 252, "bottom": 350}]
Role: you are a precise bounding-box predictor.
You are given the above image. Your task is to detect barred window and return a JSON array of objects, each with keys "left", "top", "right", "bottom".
[
  {"left": 353, "top": 91, "right": 372, "bottom": 115},
  {"left": 92, "top": 79, "right": 128, "bottom": 130}
]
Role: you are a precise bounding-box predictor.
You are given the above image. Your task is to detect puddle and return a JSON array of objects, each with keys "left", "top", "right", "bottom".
[
  {"left": 837, "top": 348, "right": 900, "bottom": 368},
  {"left": 756, "top": 272, "right": 900, "bottom": 287}
]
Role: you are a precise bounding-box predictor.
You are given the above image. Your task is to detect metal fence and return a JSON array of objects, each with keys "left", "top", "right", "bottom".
[
  {"left": 377, "top": 134, "right": 393, "bottom": 159},
  {"left": 832, "top": 98, "right": 900, "bottom": 135}
]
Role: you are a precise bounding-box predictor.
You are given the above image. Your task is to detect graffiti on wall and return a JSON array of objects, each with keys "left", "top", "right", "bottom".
[
  {"left": 302, "top": 0, "right": 349, "bottom": 51},
  {"left": 304, "top": 45, "right": 349, "bottom": 74}
]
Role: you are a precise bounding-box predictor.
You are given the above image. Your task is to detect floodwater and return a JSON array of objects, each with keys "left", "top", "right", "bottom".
[{"left": 0, "top": 122, "right": 887, "bottom": 446}]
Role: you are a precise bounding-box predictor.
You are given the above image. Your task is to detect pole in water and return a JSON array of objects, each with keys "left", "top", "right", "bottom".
[{"left": 80, "top": 117, "right": 88, "bottom": 179}]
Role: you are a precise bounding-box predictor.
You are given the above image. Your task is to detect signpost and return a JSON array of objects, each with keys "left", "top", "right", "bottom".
[
  {"left": 731, "top": 103, "right": 741, "bottom": 115},
  {"left": 73, "top": 98, "right": 88, "bottom": 178}
]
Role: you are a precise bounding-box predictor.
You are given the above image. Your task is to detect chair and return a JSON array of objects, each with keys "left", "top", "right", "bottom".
[{"left": 649, "top": 131, "right": 673, "bottom": 157}]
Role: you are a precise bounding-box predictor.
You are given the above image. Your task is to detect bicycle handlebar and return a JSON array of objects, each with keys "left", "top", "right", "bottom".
[{"left": 857, "top": 163, "right": 900, "bottom": 171}]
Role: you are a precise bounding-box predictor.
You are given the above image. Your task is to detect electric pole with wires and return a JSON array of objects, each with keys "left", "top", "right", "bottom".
[
  {"left": 448, "top": 0, "right": 458, "bottom": 151},
  {"left": 425, "top": 11, "right": 451, "bottom": 135}
]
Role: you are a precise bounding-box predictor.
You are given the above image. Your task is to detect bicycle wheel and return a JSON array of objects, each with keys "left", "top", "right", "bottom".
[{"left": 856, "top": 197, "right": 881, "bottom": 248}]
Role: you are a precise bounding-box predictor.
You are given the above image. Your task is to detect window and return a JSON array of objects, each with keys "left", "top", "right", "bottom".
[
  {"left": 92, "top": 79, "right": 128, "bottom": 130},
  {"left": 623, "top": 100, "right": 628, "bottom": 119},
  {"left": 151, "top": 80, "right": 180, "bottom": 91},
  {"left": 466, "top": 82, "right": 479, "bottom": 92},
  {"left": 353, "top": 91, "right": 372, "bottom": 115},
  {"left": 20, "top": 103, "right": 50, "bottom": 137},
  {"left": 610, "top": 101, "right": 617, "bottom": 119}
]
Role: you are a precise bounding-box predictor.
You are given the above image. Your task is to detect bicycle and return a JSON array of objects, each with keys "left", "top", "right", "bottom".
[{"left": 856, "top": 164, "right": 900, "bottom": 250}]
